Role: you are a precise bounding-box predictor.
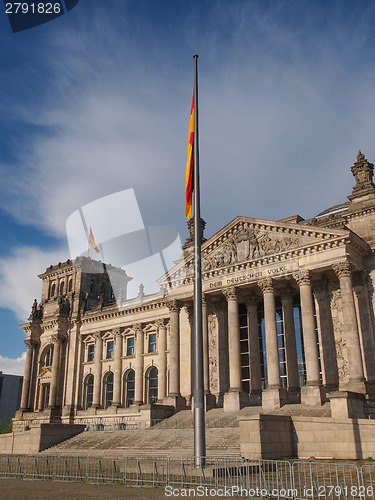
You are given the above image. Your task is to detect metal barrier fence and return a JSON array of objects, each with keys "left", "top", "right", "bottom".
[{"left": 0, "top": 455, "right": 374, "bottom": 499}]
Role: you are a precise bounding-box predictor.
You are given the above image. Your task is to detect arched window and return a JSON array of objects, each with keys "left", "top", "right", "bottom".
[
  {"left": 125, "top": 370, "right": 135, "bottom": 407},
  {"left": 59, "top": 281, "right": 65, "bottom": 295},
  {"left": 104, "top": 372, "right": 114, "bottom": 408},
  {"left": 148, "top": 367, "right": 158, "bottom": 404},
  {"left": 85, "top": 374, "right": 94, "bottom": 409},
  {"left": 45, "top": 346, "right": 54, "bottom": 367},
  {"left": 68, "top": 278, "right": 73, "bottom": 292},
  {"left": 50, "top": 282, "right": 56, "bottom": 298}
]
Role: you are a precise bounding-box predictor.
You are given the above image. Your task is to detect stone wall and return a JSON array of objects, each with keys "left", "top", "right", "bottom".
[
  {"left": 0, "top": 423, "right": 85, "bottom": 454},
  {"left": 239, "top": 414, "right": 375, "bottom": 460}
]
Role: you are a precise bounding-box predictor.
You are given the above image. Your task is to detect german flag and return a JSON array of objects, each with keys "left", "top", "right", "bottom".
[
  {"left": 89, "top": 227, "right": 100, "bottom": 253},
  {"left": 185, "top": 91, "right": 194, "bottom": 220}
]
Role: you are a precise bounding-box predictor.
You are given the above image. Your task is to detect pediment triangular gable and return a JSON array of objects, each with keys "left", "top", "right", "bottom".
[{"left": 158, "top": 216, "right": 369, "bottom": 287}]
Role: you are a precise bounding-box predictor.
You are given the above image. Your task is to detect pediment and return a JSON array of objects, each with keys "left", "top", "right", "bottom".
[{"left": 158, "top": 216, "right": 369, "bottom": 288}]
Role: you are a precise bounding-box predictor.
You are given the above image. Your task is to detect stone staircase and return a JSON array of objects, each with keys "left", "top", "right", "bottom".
[{"left": 44, "top": 408, "right": 242, "bottom": 457}]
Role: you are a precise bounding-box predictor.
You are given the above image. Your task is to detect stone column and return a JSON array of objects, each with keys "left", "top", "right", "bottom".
[
  {"left": 353, "top": 271, "right": 375, "bottom": 383},
  {"left": 294, "top": 270, "right": 324, "bottom": 406},
  {"left": 112, "top": 328, "right": 123, "bottom": 407},
  {"left": 49, "top": 335, "right": 63, "bottom": 408},
  {"left": 245, "top": 295, "right": 262, "bottom": 405},
  {"left": 37, "top": 382, "right": 45, "bottom": 411},
  {"left": 333, "top": 262, "right": 366, "bottom": 392},
  {"left": 134, "top": 324, "right": 144, "bottom": 405},
  {"left": 259, "top": 279, "right": 285, "bottom": 410},
  {"left": 20, "top": 339, "right": 37, "bottom": 410},
  {"left": 157, "top": 320, "right": 167, "bottom": 400},
  {"left": 223, "top": 287, "right": 248, "bottom": 411},
  {"left": 313, "top": 279, "right": 338, "bottom": 391},
  {"left": 91, "top": 332, "right": 103, "bottom": 408},
  {"left": 280, "top": 288, "right": 300, "bottom": 402},
  {"left": 167, "top": 300, "right": 180, "bottom": 397}
]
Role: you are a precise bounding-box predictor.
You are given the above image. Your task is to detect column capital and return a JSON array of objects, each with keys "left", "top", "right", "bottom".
[
  {"left": 93, "top": 332, "right": 103, "bottom": 342},
  {"left": 202, "top": 294, "right": 211, "bottom": 306},
  {"left": 332, "top": 261, "right": 353, "bottom": 279},
  {"left": 112, "top": 327, "right": 122, "bottom": 337},
  {"left": 24, "top": 339, "right": 38, "bottom": 349},
  {"left": 156, "top": 319, "right": 166, "bottom": 329},
  {"left": 222, "top": 286, "right": 238, "bottom": 301},
  {"left": 166, "top": 299, "right": 180, "bottom": 313},
  {"left": 51, "top": 334, "right": 64, "bottom": 345},
  {"left": 133, "top": 323, "right": 143, "bottom": 334},
  {"left": 293, "top": 269, "right": 311, "bottom": 286},
  {"left": 258, "top": 278, "right": 273, "bottom": 294}
]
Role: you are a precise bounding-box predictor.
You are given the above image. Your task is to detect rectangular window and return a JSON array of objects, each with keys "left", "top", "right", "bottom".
[
  {"left": 148, "top": 333, "right": 157, "bottom": 353},
  {"left": 126, "top": 337, "right": 135, "bottom": 356},
  {"left": 87, "top": 344, "right": 94, "bottom": 362},
  {"left": 106, "top": 340, "right": 114, "bottom": 359}
]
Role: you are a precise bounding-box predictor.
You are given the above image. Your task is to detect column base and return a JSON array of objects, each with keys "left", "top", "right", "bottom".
[
  {"left": 249, "top": 390, "right": 262, "bottom": 406},
  {"left": 262, "top": 387, "right": 287, "bottom": 411},
  {"left": 344, "top": 379, "right": 368, "bottom": 395},
  {"left": 223, "top": 390, "right": 249, "bottom": 412},
  {"left": 329, "top": 391, "right": 367, "bottom": 419},
  {"left": 287, "top": 387, "right": 301, "bottom": 404},
  {"left": 301, "top": 384, "right": 325, "bottom": 406},
  {"left": 163, "top": 395, "right": 187, "bottom": 411}
]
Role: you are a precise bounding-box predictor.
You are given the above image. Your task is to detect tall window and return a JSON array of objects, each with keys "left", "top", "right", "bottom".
[
  {"left": 148, "top": 333, "right": 157, "bottom": 353},
  {"left": 275, "top": 301, "right": 287, "bottom": 389},
  {"left": 126, "top": 337, "right": 135, "bottom": 356},
  {"left": 106, "top": 341, "right": 114, "bottom": 359},
  {"left": 45, "top": 346, "right": 54, "bottom": 367},
  {"left": 42, "top": 383, "right": 50, "bottom": 409},
  {"left": 126, "top": 370, "right": 135, "bottom": 407},
  {"left": 87, "top": 344, "right": 95, "bottom": 362},
  {"left": 86, "top": 374, "right": 94, "bottom": 408},
  {"left": 59, "top": 281, "right": 65, "bottom": 295},
  {"left": 239, "top": 304, "right": 250, "bottom": 393},
  {"left": 148, "top": 367, "right": 158, "bottom": 404},
  {"left": 68, "top": 278, "right": 73, "bottom": 292},
  {"left": 105, "top": 372, "right": 114, "bottom": 408},
  {"left": 50, "top": 283, "right": 56, "bottom": 298}
]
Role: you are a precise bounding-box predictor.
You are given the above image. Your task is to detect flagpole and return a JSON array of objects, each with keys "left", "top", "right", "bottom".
[{"left": 192, "top": 53, "right": 206, "bottom": 467}]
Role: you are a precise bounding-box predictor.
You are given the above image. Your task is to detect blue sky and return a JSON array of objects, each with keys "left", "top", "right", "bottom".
[{"left": 1, "top": 0, "right": 375, "bottom": 375}]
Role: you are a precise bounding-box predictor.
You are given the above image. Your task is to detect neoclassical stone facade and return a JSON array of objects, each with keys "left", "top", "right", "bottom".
[{"left": 15, "top": 151, "right": 375, "bottom": 432}]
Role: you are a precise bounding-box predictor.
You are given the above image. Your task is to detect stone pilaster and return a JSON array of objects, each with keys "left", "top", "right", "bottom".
[
  {"left": 353, "top": 270, "right": 375, "bottom": 384},
  {"left": 133, "top": 324, "right": 144, "bottom": 405},
  {"left": 258, "top": 279, "right": 285, "bottom": 410},
  {"left": 294, "top": 270, "right": 324, "bottom": 406},
  {"left": 49, "top": 334, "right": 63, "bottom": 408},
  {"left": 20, "top": 339, "right": 38, "bottom": 410},
  {"left": 91, "top": 332, "right": 103, "bottom": 408},
  {"left": 313, "top": 279, "right": 339, "bottom": 391},
  {"left": 222, "top": 287, "right": 249, "bottom": 411},
  {"left": 280, "top": 288, "right": 300, "bottom": 403},
  {"left": 333, "top": 262, "right": 366, "bottom": 393},
  {"left": 112, "top": 328, "right": 123, "bottom": 407}
]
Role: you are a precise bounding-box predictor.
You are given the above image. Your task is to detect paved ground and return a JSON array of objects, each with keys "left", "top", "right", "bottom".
[{"left": 0, "top": 479, "right": 245, "bottom": 499}]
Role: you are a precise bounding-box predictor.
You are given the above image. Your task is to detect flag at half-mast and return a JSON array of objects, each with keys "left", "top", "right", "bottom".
[
  {"left": 89, "top": 227, "right": 100, "bottom": 253},
  {"left": 185, "top": 90, "right": 194, "bottom": 219}
]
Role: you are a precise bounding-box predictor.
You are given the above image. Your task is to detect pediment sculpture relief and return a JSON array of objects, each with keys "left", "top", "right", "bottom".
[{"left": 203, "top": 227, "right": 300, "bottom": 271}]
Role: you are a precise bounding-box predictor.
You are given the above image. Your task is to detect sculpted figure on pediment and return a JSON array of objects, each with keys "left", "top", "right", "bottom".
[{"left": 203, "top": 226, "right": 300, "bottom": 271}]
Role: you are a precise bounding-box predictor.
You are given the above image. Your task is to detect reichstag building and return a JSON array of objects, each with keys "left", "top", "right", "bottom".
[{"left": 16, "top": 151, "right": 375, "bottom": 435}]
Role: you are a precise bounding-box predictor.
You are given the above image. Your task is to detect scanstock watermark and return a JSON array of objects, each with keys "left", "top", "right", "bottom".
[
  {"left": 3, "top": 0, "right": 80, "bottom": 32},
  {"left": 165, "top": 485, "right": 298, "bottom": 497}
]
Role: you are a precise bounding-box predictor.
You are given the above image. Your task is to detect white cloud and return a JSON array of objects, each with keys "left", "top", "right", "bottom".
[
  {"left": 0, "top": 245, "right": 67, "bottom": 321},
  {"left": 0, "top": 352, "right": 26, "bottom": 376}
]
